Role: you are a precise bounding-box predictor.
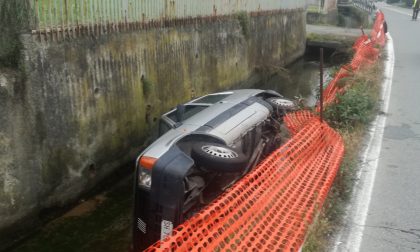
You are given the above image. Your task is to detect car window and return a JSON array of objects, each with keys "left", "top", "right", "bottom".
[
  {"left": 166, "top": 105, "right": 208, "bottom": 123},
  {"left": 159, "top": 119, "right": 172, "bottom": 136},
  {"left": 192, "top": 94, "right": 231, "bottom": 104}
]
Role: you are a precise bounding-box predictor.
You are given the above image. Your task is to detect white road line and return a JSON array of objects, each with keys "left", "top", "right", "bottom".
[{"left": 331, "top": 33, "right": 395, "bottom": 252}]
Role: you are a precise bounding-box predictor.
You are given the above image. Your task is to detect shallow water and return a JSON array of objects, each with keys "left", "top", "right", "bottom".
[
  {"left": 238, "top": 57, "right": 334, "bottom": 107},
  {"left": 263, "top": 59, "right": 332, "bottom": 107}
]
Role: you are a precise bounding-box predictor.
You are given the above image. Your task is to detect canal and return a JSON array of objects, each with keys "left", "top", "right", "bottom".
[{"left": 9, "top": 52, "right": 340, "bottom": 252}]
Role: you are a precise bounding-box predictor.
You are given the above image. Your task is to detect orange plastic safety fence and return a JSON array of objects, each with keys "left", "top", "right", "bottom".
[
  {"left": 318, "top": 11, "right": 386, "bottom": 110},
  {"left": 321, "top": 66, "right": 352, "bottom": 109},
  {"left": 371, "top": 11, "right": 386, "bottom": 46},
  {"left": 352, "top": 34, "right": 370, "bottom": 51},
  {"left": 145, "top": 118, "right": 344, "bottom": 252},
  {"left": 350, "top": 42, "right": 380, "bottom": 70},
  {"left": 284, "top": 110, "right": 317, "bottom": 135}
]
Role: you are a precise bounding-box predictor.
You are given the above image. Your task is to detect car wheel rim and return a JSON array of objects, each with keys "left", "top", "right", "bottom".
[
  {"left": 269, "top": 98, "right": 295, "bottom": 108},
  {"left": 201, "top": 145, "right": 238, "bottom": 159}
]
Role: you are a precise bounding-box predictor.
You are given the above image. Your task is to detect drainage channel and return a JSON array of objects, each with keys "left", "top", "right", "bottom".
[{"left": 8, "top": 50, "right": 346, "bottom": 252}]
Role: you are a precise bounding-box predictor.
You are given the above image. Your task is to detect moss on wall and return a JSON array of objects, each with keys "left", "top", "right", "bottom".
[{"left": 0, "top": 0, "right": 31, "bottom": 67}]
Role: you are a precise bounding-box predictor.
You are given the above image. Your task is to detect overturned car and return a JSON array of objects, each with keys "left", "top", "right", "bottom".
[{"left": 133, "top": 89, "right": 297, "bottom": 250}]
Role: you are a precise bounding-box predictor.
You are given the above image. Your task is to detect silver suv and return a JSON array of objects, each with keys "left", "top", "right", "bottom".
[{"left": 133, "top": 89, "right": 297, "bottom": 250}]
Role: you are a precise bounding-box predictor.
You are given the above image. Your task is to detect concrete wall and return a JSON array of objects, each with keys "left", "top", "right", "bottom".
[
  {"left": 30, "top": 0, "right": 305, "bottom": 31},
  {"left": 0, "top": 0, "right": 306, "bottom": 248},
  {"left": 0, "top": 1, "right": 31, "bottom": 67},
  {"left": 307, "top": 0, "right": 338, "bottom": 13}
]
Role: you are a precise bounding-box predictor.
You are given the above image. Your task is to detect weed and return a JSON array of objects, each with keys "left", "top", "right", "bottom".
[
  {"left": 303, "top": 58, "right": 383, "bottom": 251},
  {"left": 236, "top": 11, "right": 250, "bottom": 39},
  {"left": 325, "top": 62, "right": 381, "bottom": 130},
  {"left": 141, "top": 75, "right": 154, "bottom": 98},
  {"left": 324, "top": 84, "right": 375, "bottom": 129}
]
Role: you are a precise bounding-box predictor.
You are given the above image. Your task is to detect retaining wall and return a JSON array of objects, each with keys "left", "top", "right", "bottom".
[
  {"left": 307, "top": 0, "right": 337, "bottom": 13},
  {"left": 0, "top": 0, "right": 306, "bottom": 248}
]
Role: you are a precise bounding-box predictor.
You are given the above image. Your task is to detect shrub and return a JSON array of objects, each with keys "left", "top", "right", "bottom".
[{"left": 324, "top": 82, "right": 376, "bottom": 130}]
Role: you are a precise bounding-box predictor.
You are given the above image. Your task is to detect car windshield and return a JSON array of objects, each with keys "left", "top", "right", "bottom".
[{"left": 166, "top": 105, "right": 208, "bottom": 123}]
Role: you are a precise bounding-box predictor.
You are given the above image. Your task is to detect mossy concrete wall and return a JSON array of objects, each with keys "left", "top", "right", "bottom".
[
  {"left": 0, "top": 1, "right": 31, "bottom": 67},
  {"left": 0, "top": 7, "right": 306, "bottom": 248}
]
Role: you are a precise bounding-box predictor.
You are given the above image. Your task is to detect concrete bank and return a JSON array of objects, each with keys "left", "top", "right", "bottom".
[
  {"left": 0, "top": 0, "right": 306, "bottom": 248},
  {"left": 306, "top": 24, "right": 369, "bottom": 48}
]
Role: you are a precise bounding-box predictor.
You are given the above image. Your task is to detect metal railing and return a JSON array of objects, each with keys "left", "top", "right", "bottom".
[{"left": 350, "top": 0, "right": 376, "bottom": 13}]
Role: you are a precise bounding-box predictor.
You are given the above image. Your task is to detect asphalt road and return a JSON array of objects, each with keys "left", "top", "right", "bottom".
[{"left": 333, "top": 3, "right": 420, "bottom": 252}]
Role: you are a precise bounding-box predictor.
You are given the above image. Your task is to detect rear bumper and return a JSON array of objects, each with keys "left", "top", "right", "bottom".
[
  {"left": 133, "top": 146, "right": 195, "bottom": 250},
  {"left": 133, "top": 188, "right": 158, "bottom": 251}
]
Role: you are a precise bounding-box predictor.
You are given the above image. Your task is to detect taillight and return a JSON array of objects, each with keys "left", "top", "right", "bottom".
[
  {"left": 139, "top": 156, "right": 157, "bottom": 170},
  {"left": 137, "top": 156, "right": 156, "bottom": 188}
]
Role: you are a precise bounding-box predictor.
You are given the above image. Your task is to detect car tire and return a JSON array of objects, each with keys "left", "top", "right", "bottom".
[
  {"left": 191, "top": 142, "right": 248, "bottom": 172},
  {"left": 266, "top": 97, "right": 297, "bottom": 112}
]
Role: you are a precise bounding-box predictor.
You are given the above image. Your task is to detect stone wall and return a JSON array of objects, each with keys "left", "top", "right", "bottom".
[{"left": 0, "top": 1, "right": 306, "bottom": 248}]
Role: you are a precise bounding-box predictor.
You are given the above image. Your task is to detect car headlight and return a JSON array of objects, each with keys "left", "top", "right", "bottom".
[{"left": 137, "top": 156, "right": 157, "bottom": 189}]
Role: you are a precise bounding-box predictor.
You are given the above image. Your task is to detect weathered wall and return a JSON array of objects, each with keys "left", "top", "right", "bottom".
[
  {"left": 0, "top": 1, "right": 31, "bottom": 67},
  {"left": 29, "top": 0, "right": 305, "bottom": 31},
  {"left": 0, "top": 0, "right": 306, "bottom": 248},
  {"left": 307, "top": 0, "right": 338, "bottom": 13},
  {"left": 307, "top": 0, "right": 339, "bottom": 25}
]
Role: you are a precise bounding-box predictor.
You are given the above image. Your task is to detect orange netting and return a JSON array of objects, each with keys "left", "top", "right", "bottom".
[
  {"left": 318, "top": 11, "right": 385, "bottom": 110},
  {"left": 352, "top": 34, "right": 370, "bottom": 51},
  {"left": 142, "top": 11, "right": 387, "bottom": 252},
  {"left": 319, "top": 65, "right": 352, "bottom": 110},
  {"left": 370, "top": 11, "right": 386, "bottom": 46},
  {"left": 283, "top": 110, "right": 317, "bottom": 135},
  {"left": 349, "top": 43, "right": 380, "bottom": 70},
  {"left": 145, "top": 117, "right": 344, "bottom": 252}
]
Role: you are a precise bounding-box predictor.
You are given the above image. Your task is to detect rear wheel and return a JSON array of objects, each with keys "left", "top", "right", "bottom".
[
  {"left": 266, "top": 97, "right": 297, "bottom": 117},
  {"left": 266, "top": 97, "right": 297, "bottom": 111},
  {"left": 191, "top": 142, "right": 248, "bottom": 172}
]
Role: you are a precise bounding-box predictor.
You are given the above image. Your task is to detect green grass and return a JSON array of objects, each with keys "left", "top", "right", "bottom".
[
  {"left": 303, "top": 58, "right": 383, "bottom": 252},
  {"left": 324, "top": 84, "right": 376, "bottom": 129}
]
